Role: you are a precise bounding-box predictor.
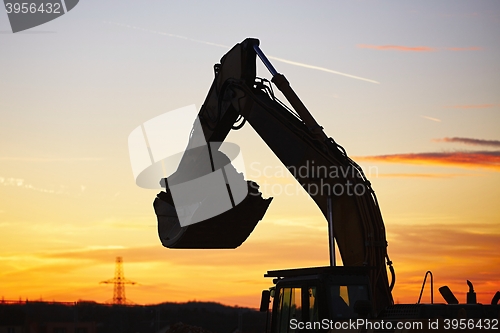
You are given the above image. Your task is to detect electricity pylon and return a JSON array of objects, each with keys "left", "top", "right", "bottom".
[{"left": 100, "top": 256, "right": 137, "bottom": 305}]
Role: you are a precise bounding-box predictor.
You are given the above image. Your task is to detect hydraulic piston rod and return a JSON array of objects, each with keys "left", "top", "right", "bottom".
[{"left": 253, "top": 43, "right": 328, "bottom": 141}]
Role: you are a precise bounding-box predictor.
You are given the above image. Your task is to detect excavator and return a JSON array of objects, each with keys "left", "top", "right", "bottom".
[{"left": 153, "top": 38, "right": 500, "bottom": 330}]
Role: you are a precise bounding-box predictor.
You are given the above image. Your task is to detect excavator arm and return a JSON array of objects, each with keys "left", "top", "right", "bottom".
[{"left": 153, "top": 38, "right": 394, "bottom": 314}]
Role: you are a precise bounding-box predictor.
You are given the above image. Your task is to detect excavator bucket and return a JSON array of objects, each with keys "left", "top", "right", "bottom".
[
  {"left": 152, "top": 122, "right": 272, "bottom": 249},
  {"left": 154, "top": 180, "right": 271, "bottom": 248}
]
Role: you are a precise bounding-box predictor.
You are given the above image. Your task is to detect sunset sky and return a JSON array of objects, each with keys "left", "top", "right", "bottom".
[{"left": 1, "top": 1, "right": 499, "bottom": 308}]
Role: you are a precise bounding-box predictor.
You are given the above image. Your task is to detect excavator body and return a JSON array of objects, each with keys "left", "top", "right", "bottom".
[
  {"left": 263, "top": 267, "right": 499, "bottom": 332},
  {"left": 152, "top": 38, "right": 500, "bottom": 327}
]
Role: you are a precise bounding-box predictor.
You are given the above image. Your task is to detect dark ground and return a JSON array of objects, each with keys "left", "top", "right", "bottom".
[{"left": 0, "top": 300, "right": 268, "bottom": 333}]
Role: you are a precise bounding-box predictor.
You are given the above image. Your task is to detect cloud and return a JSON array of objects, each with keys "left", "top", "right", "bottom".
[
  {"left": 0, "top": 157, "right": 104, "bottom": 162},
  {"left": 378, "top": 173, "right": 472, "bottom": 178},
  {"left": 388, "top": 223, "right": 500, "bottom": 261},
  {"left": 355, "top": 151, "right": 500, "bottom": 171},
  {"left": 0, "top": 235, "right": 330, "bottom": 305},
  {"left": 3, "top": 223, "right": 498, "bottom": 306},
  {"left": 0, "top": 177, "right": 24, "bottom": 186},
  {"left": 106, "top": 22, "right": 379, "bottom": 84},
  {"left": 357, "top": 44, "right": 436, "bottom": 52},
  {"left": 445, "top": 47, "right": 483, "bottom": 51},
  {"left": 2, "top": 220, "right": 498, "bottom": 305},
  {"left": 0, "top": 176, "right": 69, "bottom": 195},
  {"left": 358, "top": 45, "right": 483, "bottom": 52},
  {"left": 433, "top": 137, "right": 500, "bottom": 148},
  {"left": 40, "top": 237, "right": 329, "bottom": 269},
  {"left": 444, "top": 104, "right": 497, "bottom": 109}
]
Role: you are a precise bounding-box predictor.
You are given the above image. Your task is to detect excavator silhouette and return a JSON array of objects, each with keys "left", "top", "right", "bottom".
[{"left": 153, "top": 38, "right": 500, "bottom": 329}]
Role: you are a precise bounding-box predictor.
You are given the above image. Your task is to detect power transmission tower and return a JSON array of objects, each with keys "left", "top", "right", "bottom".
[{"left": 100, "top": 257, "right": 137, "bottom": 305}]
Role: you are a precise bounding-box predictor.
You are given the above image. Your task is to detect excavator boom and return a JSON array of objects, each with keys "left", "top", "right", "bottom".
[{"left": 153, "top": 38, "right": 394, "bottom": 314}]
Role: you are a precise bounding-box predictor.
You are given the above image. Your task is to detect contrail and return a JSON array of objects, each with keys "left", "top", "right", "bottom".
[
  {"left": 420, "top": 115, "right": 441, "bottom": 122},
  {"left": 105, "top": 22, "right": 231, "bottom": 48},
  {"left": 267, "top": 55, "right": 379, "bottom": 84},
  {"left": 105, "top": 22, "right": 379, "bottom": 84}
]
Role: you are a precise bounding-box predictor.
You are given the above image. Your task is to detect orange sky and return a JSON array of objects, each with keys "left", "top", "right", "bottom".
[{"left": 1, "top": 137, "right": 499, "bottom": 307}]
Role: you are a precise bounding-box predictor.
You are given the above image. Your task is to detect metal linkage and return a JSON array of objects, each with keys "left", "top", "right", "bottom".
[{"left": 418, "top": 270, "right": 434, "bottom": 304}]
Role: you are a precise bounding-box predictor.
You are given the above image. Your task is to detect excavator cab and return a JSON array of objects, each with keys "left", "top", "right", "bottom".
[{"left": 262, "top": 266, "right": 373, "bottom": 332}]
